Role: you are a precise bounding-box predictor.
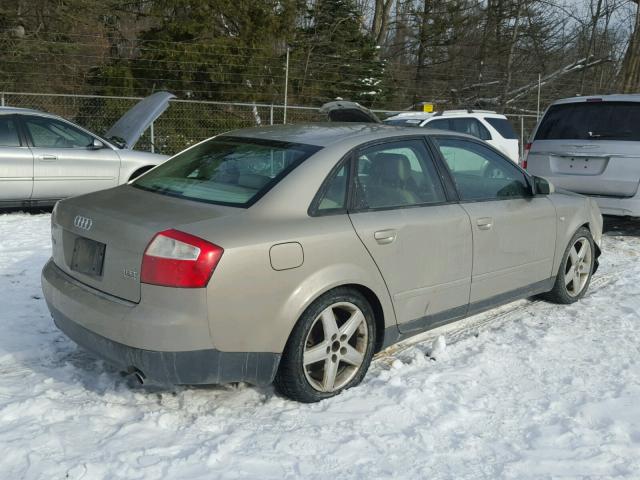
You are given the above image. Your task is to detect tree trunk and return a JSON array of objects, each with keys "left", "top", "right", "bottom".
[
  {"left": 415, "top": 0, "right": 430, "bottom": 93},
  {"left": 371, "top": 0, "right": 394, "bottom": 45},
  {"left": 620, "top": 0, "right": 640, "bottom": 93},
  {"left": 502, "top": 0, "right": 523, "bottom": 111},
  {"left": 580, "top": 0, "right": 603, "bottom": 93}
]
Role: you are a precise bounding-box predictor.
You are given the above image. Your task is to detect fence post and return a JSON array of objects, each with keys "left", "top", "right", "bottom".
[
  {"left": 283, "top": 47, "right": 290, "bottom": 124},
  {"left": 270, "top": 104, "right": 274, "bottom": 126},
  {"left": 1, "top": 93, "right": 4, "bottom": 107},
  {"left": 537, "top": 73, "right": 541, "bottom": 120},
  {"left": 150, "top": 122, "right": 155, "bottom": 153}
]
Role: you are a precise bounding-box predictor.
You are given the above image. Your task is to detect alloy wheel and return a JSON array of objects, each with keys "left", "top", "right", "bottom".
[
  {"left": 302, "top": 302, "right": 369, "bottom": 393},
  {"left": 564, "top": 237, "right": 592, "bottom": 297}
]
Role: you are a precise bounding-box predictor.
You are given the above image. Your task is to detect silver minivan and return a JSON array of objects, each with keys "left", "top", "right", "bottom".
[{"left": 525, "top": 94, "right": 640, "bottom": 217}]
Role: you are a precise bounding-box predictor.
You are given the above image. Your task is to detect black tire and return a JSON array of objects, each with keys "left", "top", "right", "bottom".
[
  {"left": 540, "top": 226, "right": 595, "bottom": 304},
  {"left": 274, "top": 288, "right": 376, "bottom": 403}
]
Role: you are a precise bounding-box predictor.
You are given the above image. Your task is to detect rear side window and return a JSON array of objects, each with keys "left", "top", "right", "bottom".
[
  {"left": 316, "top": 164, "right": 348, "bottom": 213},
  {"left": 535, "top": 102, "right": 640, "bottom": 141},
  {"left": 0, "top": 117, "right": 20, "bottom": 147},
  {"left": 134, "top": 136, "right": 321, "bottom": 207},
  {"left": 485, "top": 118, "right": 517, "bottom": 139},
  {"left": 353, "top": 139, "right": 446, "bottom": 209}
]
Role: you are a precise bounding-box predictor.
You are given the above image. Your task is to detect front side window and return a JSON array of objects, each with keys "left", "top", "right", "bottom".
[
  {"left": 353, "top": 139, "right": 446, "bottom": 209},
  {"left": 134, "top": 136, "right": 321, "bottom": 207},
  {"left": 435, "top": 137, "right": 529, "bottom": 201},
  {"left": 0, "top": 117, "right": 20, "bottom": 147},
  {"left": 24, "top": 116, "right": 94, "bottom": 148}
]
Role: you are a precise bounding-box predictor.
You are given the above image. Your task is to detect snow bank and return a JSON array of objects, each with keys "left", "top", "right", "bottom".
[{"left": 0, "top": 212, "right": 639, "bottom": 479}]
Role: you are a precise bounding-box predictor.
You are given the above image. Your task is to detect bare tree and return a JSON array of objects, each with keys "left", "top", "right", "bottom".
[
  {"left": 620, "top": 0, "right": 640, "bottom": 92},
  {"left": 371, "top": 0, "right": 394, "bottom": 45}
]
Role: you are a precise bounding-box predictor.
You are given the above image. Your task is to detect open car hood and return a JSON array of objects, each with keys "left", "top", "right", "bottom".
[
  {"left": 320, "top": 101, "right": 381, "bottom": 123},
  {"left": 104, "top": 91, "right": 176, "bottom": 149}
]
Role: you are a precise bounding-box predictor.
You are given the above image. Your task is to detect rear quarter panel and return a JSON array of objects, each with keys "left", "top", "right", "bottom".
[{"left": 185, "top": 213, "right": 395, "bottom": 354}]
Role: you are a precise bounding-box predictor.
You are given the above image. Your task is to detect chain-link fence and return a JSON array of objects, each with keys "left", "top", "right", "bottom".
[{"left": 1, "top": 91, "right": 538, "bottom": 158}]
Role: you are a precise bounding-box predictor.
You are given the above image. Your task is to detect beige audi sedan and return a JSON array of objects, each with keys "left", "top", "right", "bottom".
[{"left": 42, "top": 124, "right": 602, "bottom": 402}]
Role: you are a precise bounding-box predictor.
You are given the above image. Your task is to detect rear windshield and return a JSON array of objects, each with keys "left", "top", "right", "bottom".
[
  {"left": 133, "top": 136, "right": 321, "bottom": 207},
  {"left": 383, "top": 118, "right": 424, "bottom": 127},
  {"left": 535, "top": 101, "right": 640, "bottom": 141},
  {"left": 485, "top": 117, "right": 517, "bottom": 139}
]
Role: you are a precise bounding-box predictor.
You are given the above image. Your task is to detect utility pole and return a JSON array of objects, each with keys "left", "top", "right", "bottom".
[{"left": 537, "top": 73, "right": 542, "bottom": 120}]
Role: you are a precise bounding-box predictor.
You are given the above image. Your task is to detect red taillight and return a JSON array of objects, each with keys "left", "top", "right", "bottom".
[
  {"left": 522, "top": 142, "right": 532, "bottom": 169},
  {"left": 141, "top": 229, "right": 223, "bottom": 288}
]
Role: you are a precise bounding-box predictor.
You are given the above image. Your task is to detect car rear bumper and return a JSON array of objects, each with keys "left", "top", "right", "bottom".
[
  {"left": 42, "top": 259, "right": 280, "bottom": 386},
  {"left": 590, "top": 195, "right": 640, "bottom": 217}
]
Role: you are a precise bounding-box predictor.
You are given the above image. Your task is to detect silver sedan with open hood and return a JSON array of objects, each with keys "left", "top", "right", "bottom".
[
  {"left": 42, "top": 124, "right": 602, "bottom": 402},
  {"left": 0, "top": 91, "right": 174, "bottom": 207}
]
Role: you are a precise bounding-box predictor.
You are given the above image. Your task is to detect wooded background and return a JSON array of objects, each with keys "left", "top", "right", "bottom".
[{"left": 1, "top": 0, "right": 639, "bottom": 114}]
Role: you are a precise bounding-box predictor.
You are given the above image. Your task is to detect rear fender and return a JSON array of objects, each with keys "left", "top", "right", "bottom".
[{"left": 275, "top": 263, "right": 396, "bottom": 352}]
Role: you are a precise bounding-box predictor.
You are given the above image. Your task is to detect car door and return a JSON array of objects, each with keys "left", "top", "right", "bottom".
[
  {"left": 0, "top": 114, "right": 34, "bottom": 201},
  {"left": 345, "top": 138, "right": 472, "bottom": 333},
  {"left": 21, "top": 115, "right": 120, "bottom": 200},
  {"left": 433, "top": 136, "right": 556, "bottom": 307}
]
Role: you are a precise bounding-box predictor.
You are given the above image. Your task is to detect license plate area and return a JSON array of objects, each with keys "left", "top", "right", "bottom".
[
  {"left": 551, "top": 155, "right": 608, "bottom": 175},
  {"left": 71, "top": 237, "right": 106, "bottom": 277}
]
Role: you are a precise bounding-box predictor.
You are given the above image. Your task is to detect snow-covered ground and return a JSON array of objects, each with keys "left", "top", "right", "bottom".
[{"left": 1, "top": 211, "right": 639, "bottom": 480}]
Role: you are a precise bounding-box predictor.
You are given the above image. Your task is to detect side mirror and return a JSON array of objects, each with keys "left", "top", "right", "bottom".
[
  {"left": 89, "top": 138, "right": 105, "bottom": 150},
  {"left": 533, "top": 175, "right": 554, "bottom": 195}
]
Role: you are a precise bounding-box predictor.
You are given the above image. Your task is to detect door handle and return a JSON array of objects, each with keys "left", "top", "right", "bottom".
[
  {"left": 374, "top": 229, "right": 397, "bottom": 244},
  {"left": 40, "top": 155, "right": 58, "bottom": 162},
  {"left": 476, "top": 217, "right": 493, "bottom": 230}
]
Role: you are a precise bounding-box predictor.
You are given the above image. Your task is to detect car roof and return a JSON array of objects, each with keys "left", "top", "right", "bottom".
[
  {"left": 551, "top": 94, "right": 640, "bottom": 105},
  {"left": 385, "top": 110, "right": 505, "bottom": 121},
  {"left": 0, "top": 106, "right": 49, "bottom": 116},
  {"left": 225, "top": 122, "right": 474, "bottom": 147}
]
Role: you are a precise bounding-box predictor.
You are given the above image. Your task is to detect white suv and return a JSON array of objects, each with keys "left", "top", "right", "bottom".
[{"left": 384, "top": 110, "right": 520, "bottom": 163}]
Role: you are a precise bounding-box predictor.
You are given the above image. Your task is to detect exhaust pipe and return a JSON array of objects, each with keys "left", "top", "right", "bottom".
[{"left": 124, "top": 366, "right": 146, "bottom": 385}]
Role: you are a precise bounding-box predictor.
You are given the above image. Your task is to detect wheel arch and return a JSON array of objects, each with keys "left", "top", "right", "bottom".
[
  {"left": 341, "top": 283, "right": 387, "bottom": 353},
  {"left": 579, "top": 221, "right": 601, "bottom": 272},
  {"left": 278, "top": 274, "right": 395, "bottom": 356},
  {"left": 127, "top": 165, "right": 155, "bottom": 181}
]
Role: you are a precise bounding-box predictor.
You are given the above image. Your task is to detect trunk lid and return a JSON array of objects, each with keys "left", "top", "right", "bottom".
[
  {"left": 51, "top": 185, "right": 240, "bottom": 302},
  {"left": 527, "top": 140, "right": 640, "bottom": 197},
  {"left": 104, "top": 91, "right": 175, "bottom": 149}
]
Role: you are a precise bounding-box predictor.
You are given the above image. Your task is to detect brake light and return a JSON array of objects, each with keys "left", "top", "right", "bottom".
[
  {"left": 141, "top": 229, "right": 223, "bottom": 288},
  {"left": 522, "top": 142, "right": 532, "bottom": 169}
]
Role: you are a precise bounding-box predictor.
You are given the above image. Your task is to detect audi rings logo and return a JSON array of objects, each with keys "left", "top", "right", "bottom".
[{"left": 73, "top": 215, "right": 93, "bottom": 231}]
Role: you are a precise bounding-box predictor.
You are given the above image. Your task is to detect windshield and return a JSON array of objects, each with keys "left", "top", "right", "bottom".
[
  {"left": 535, "top": 101, "right": 640, "bottom": 141},
  {"left": 133, "top": 136, "right": 321, "bottom": 207}
]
